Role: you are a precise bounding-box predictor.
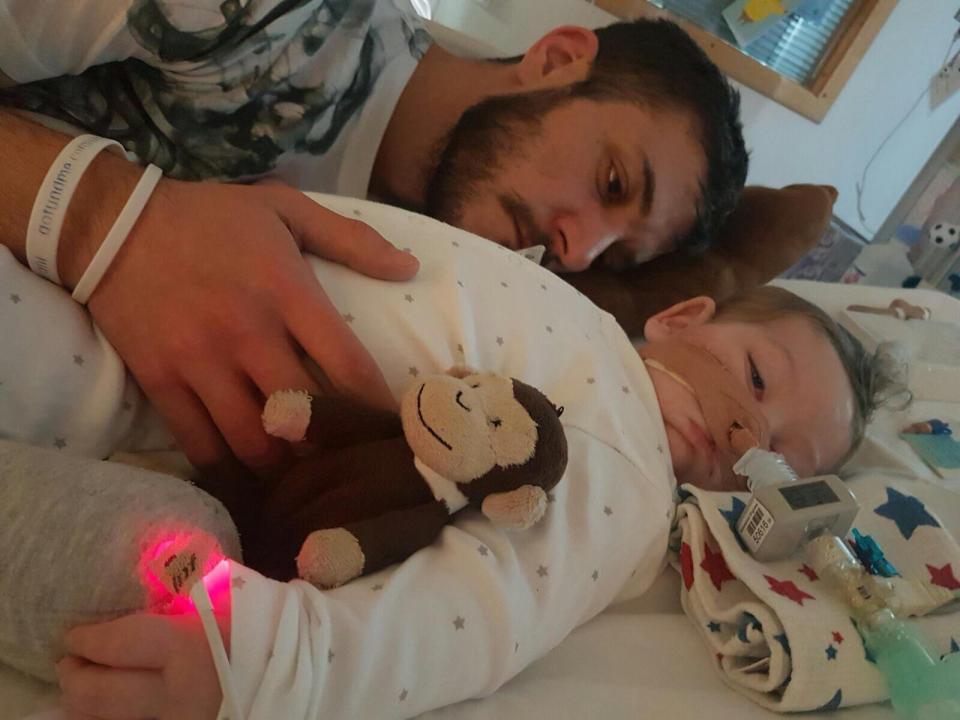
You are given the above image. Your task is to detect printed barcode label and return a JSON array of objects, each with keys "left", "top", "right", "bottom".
[{"left": 739, "top": 499, "right": 774, "bottom": 552}]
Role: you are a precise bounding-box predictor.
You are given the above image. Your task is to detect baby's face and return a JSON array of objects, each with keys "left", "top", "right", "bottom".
[{"left": 645, "top": 310, "right": 855, "bottom": 491}]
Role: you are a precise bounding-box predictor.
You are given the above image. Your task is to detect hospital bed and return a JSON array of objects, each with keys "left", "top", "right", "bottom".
[{"left": 4, "top": 279, "right": 959, "bottom": 720}]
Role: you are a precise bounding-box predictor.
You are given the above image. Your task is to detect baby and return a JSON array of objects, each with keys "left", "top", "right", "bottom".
[{"left": 0, "top": 195, "right": 888, "bottom": 719}]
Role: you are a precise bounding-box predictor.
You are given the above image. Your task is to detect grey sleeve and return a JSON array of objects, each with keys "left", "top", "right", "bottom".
[{"left": 0, "top": 440, "right": 240, "bottom": 680}]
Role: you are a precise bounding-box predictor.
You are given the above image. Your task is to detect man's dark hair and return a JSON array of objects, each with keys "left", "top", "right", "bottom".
[
  {"left": 490, "top": 20, "right": 746, "bottom": 256},
  {"left": 582, "top": 20, "right": 748, "bottom": 254}
]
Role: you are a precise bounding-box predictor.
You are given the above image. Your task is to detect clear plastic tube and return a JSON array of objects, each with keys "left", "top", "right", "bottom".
[{"left": 733, "top": 447, "right": 798, "bottom": 492}]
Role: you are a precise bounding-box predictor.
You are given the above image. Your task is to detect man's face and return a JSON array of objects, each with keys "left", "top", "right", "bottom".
[{"left": 424, "top": 94, "right": 706, "bottom": 272}]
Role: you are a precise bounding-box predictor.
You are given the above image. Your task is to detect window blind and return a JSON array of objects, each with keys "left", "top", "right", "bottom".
[{"left": 648, "top": 0, "right": 856, "bottom": 85}]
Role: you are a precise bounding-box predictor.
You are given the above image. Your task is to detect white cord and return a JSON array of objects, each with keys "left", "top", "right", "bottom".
[
  {"left": 26, "top": 134, "right": 123, "bottom": 285},
  {"left": 855, "top": 31, "right": 960, "bottom": 236},
  {"left": 190, "top": 579, "right": 244, "bottom": 720},
  {"left": 71, "top": 163, "right": 162, "bottom": 304}
]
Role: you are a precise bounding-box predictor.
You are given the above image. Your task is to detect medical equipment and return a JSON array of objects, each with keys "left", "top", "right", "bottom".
[
  {"left": 735, "top": 447, "right": 960, "bottom": 720},
  {"left": 147, "top": 534, "right": 244, "bottom": 720}
]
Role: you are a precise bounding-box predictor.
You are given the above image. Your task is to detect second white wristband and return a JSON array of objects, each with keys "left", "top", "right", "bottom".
[{"left": 71, "top": 164, "right": 163, "bottom": 305}]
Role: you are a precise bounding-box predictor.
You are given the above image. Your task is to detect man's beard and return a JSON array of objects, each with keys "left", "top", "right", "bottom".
[{"left": 422, "top": 88, "right": 565, "bottom": 263}]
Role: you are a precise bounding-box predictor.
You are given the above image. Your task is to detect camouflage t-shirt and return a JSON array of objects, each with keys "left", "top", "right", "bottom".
[{"left": 0, "top": 0, "right": 432, "bottom": 196}]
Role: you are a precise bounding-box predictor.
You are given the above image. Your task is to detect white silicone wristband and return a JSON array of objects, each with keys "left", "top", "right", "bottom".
[
  {"left": 27, "top": 134, "right": 124, "bottom": 285},
  {"left": 71, "top": 163, "right": 163, "bottom": 305}
]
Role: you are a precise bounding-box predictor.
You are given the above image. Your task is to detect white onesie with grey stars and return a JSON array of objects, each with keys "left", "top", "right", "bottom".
[{"left": 0, "top": 194, "right": 677, "bottom": 720}]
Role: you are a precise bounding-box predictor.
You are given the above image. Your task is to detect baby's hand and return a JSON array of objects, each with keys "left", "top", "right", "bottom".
[{"left": 58, "top": 613, "right": 223, "bottom": 720}]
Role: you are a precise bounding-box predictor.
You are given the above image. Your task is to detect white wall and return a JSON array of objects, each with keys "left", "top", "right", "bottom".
[{"left": 423, "top": 0, "right": 960, "bottom": 239}]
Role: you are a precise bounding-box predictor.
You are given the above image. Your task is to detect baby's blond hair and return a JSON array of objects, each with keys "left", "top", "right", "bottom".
[{"left": 714, "top": 286, "right": 900, "bottom": 468}]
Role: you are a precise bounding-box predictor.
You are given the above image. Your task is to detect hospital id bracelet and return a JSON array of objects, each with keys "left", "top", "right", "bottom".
[
  {"left": 26, "top": 134, "right": 123, "bottom": 285},
  {"left": 71, "top": 163, "right": 163, "bottom": 305}
]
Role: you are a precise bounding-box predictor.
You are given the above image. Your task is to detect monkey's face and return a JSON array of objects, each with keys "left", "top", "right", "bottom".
[{"left": 400, "top": 372, "right": 538, "bottom": 484}]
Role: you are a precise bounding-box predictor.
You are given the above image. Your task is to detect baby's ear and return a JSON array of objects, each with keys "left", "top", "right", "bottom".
[
  {"left": 446, "top": 365, "right": 478, "bottom": 379},
  {"left": 643, "top": 296, "right": 716, "bottom": 340}
]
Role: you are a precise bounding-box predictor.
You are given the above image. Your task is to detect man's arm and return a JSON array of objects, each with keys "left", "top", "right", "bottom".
[{"left": 0, "top": 109, "right": 419, "bottom": 471}]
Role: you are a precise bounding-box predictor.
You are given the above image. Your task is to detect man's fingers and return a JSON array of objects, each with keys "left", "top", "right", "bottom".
[
  {"left": 242, "top": 336, "right": 323, "bottom": 400},
  {"left": 58, "top": 655, "right": 163, "bottom": 719},
  {"left": 64, "top": 616, "right": 171, "bottom": 669},
  {"left": 282, "top": 282, "right": 397, "bottom": 411},
  {"left": 143, "top": 383, "right": 230, "bottom": 469},
  {"left": 187, "top": 366, "right": 288, "bottom": 470},
  {"left": 271, "top": 188, "right": 419, "bottom": 281}
]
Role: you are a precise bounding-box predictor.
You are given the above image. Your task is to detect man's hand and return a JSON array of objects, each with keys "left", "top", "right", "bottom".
[
  {"left": 58, "top": 614, "right": 222, "bottom": 720},
  {"left": 83, "top": 178, "right": 418, "bottom": 471}
]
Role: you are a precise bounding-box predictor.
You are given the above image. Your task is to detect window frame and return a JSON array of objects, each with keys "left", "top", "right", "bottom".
[{"left": 593, "top": 0, "right": 898, "bottom": 122}]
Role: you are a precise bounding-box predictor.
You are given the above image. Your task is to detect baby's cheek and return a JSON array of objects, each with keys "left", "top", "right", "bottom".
[{"left": 665, "top": 425, "right": 691, "bottom": 478}]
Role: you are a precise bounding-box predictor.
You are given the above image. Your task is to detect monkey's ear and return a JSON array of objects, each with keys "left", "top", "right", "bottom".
[
  {"left": 481, "top": 486, "right": 548, "bottom": 530},
  {"left": 446, "top": 365, "right": 478, "bottom": 379}
]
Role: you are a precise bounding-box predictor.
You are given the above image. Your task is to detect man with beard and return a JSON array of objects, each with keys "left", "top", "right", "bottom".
[{"left": 0, "top": 0, "right": 746, "bottom": 474}]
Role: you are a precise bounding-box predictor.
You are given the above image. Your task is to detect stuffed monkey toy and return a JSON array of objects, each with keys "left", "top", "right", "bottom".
[{"left": 247, "top": 369, "right": 568, "bottom": 588}]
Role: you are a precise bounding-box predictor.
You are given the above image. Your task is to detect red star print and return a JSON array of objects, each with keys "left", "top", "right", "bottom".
[
  {"left": 927, "top": 563, "right": 960, "bottom": 590},
  {"left": 701, "top": 543, "right": 736, "bottom": 591},
  {"left": 798, "top": 564, "right": 819, "bottom": 582},
  {"left": 716, "top": 652, "right": 724, "bottom": 663},
  {"left": 764, "top": 575, "right": 815, "bottom": 606},
  {"left": 832, "top": 631, "right": 844, "bottom": 644},
  {"left": 680, "top": 542, "right": 694, "bottom": 590}
]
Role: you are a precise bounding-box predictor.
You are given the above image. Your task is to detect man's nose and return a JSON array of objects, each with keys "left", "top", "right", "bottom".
[{"left": 550, "top": 212, "right": 618, "bottom": 272}]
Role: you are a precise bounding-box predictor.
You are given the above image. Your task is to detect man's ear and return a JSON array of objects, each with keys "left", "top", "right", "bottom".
[
  {"left": 514, "top": 26, "right": 598, "bottom": 90},
  {"left": 643, "top": 296, "right": 717, "bottom": 341}
]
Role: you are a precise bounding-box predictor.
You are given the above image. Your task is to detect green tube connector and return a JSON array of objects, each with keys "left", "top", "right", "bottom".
[{"left": 862, "top": 611, "right": 960, "bottom": 720}]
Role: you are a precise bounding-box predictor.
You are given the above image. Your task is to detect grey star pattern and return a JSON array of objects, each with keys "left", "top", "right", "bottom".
[
  {"left": 592, "top": 570, "right": 599, "bottom": 581},
  {"left": 372, "top": 583, "right": 384, "bottom": 591},
  {"left": 328, "top": 649, "right": 335, "bottom": 663},
  {"left": 402, "top": 247, "right": 411, "bottom": 253},
  {"left": 9, "top": 294, "right": 21, "bottom": 304},
  {"left": 457, "top": 343, "right": 464, "bottom": 354},
  {"left": 457, "top": 280, "right": 465, "bottom": 288},
  {"left": 657, "top": 444, "right": 664, "bottom": 454},
  {"left": 343, "top": 313, "right": 355, "bottom": 324},
  {"left": 73, "top": 354, "right": 84, "bottom": 366},
  {"left": 546, "top": 492, "right": 556, "bottom": 504},
  {"left": 352, "top": 209, "right": 363, "bottom": 217},
  {"left": 453, "top": 616, "right": 465, "bottom": 630},
  {"left": 621, "top": 386, "right": 630, "bottom": 394},
  {"left": 540, "top": 284, "right": 547, "bottom": 291},
  {"left": 409, "top": 366, "right": 419, "bottom": 377},
  {"left": 500, "top": 281, "right": 509, "bottom": 288},
  {"left": 477, "top": 545, "right": 489, "bottom": 556},
  {"left": 232, "top": 577, "right": 246, "bottom": 590},
  {"left": 452, "top": 240, "right": 460, "bottom": 248},
  {"left": 604, "top": 506, "right": 613, "bottom": 516},
  {"left": 545, "top": 325, "right": 553, "bottom": 333},
  {"left": 53, "top": 438, "right": 66, "bottom": 449},
  {"left": 586, "top": 377, "right": 595, "bottom": 384},
  {"left": 404, "top": 294, "right": 414, "bottom": 303},
  {"left": 496, "top": 337, "right": 504, "bottom": 346},
  {"left": 399, "top": 689, "right": 408, "bottom": 701},
  {"left": 537, "top": 565, "right": 548, "bottom": 578},
  {"left": 515, "top": 642, "right": 519, "bottom": 653}
]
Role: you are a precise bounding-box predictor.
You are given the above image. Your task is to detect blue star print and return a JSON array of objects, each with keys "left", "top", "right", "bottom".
[
  {"left": 707, "top": 621, "right": 721, "bottom": 633},
  {"left": 825, "top": 644, "right": 837, "bottom": 661},
  {"left": 720, "top": 496, "right": 749, "bottom": 551},
  {"left": 774, "top": 633, "right": 791, "bottom": 656},
  {"left": 720, "top": 497, "right": 746, "bottom": 532},
  {"left": 817, "top": 689, "right": 843, "bottom": 711},
  {"left": 874, "top": 487, "right": 940, "bottom": 540}
]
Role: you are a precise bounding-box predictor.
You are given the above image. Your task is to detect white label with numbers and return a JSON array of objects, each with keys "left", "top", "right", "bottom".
[{"left": 740, "top": 498, "right": 775, "bottom": 553}]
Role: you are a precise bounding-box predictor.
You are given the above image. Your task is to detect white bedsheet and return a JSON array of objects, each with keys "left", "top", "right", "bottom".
[{"left": 6, "top": 280, "right": 960, "bottom": 720}]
